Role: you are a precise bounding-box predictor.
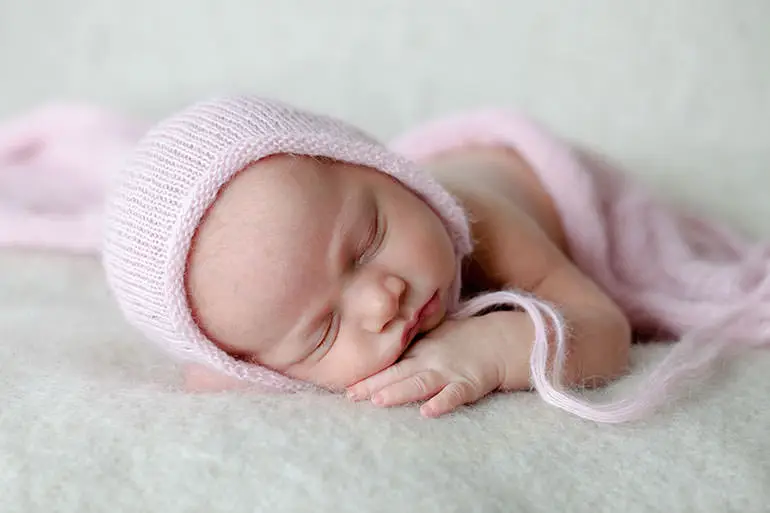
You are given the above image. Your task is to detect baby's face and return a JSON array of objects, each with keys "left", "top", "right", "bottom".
[{"left": 187, "top": 155, "right": 457, "bottom": 390}]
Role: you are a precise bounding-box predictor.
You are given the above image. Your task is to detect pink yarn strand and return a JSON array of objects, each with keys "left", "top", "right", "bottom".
[{"left": 456, "top": 289, "right": 770, "bottom": 424}]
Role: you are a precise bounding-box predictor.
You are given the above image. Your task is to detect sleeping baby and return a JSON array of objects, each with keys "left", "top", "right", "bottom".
[{"left": 102, "top": 96, "right": 769, "bottom": 423}]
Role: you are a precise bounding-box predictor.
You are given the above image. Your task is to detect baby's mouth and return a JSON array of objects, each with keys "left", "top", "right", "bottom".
[
  {"left": 410, "top": 330, "right": 428, "bottom": 345},
  {"left": 400, "top": 290, "right": 439, "bottom": 349}
]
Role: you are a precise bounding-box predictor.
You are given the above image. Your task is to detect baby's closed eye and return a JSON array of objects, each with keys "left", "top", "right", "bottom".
[
  {"left": 355, "top": 199, "right": 386, "bottom": 267},
  {"left": 314, "top": 313, "right": 340, "bottom": 355}
]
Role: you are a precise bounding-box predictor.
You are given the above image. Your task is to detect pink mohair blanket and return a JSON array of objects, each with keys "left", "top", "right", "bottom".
[
  {"left": 3, "top": 104, "right": 768, "bottom": 422},
  {"left": 0, "top": 105, "right": 145, "bottom": 253}
]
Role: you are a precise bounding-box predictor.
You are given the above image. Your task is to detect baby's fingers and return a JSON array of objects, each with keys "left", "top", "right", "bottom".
[
  {"left": 420, "top": 381, "right": 478, "bottom": 418},
  {"left": 370, "top": 370, "right": 446, "bottom": 407},
  {"left": 346, "top": 358, "right": 419, "bottom": 401}
]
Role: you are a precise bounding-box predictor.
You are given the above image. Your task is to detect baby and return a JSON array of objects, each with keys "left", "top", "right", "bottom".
[
  {"left": 108, "top": 95, "right": 734, "bottom": 421},
  {"left": 184, "top": 132, "right": 632, "bottom": 418}
]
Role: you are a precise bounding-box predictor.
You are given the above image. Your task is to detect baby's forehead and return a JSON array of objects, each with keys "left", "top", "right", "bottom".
[
  {"left": 236, "top": 155, "right": 334, "bottom": 202},
  {"left": 190, "top": 152, "right": 388, "bottom": 295},
  {"left": 187, "top": 155, "right": 346, "bottom": 346},
  {"left": 205, "top": 156, "right": 332, "bottom": 225},
  {"left": 198, "top": 156, "right": 339, "bottom": 253}
]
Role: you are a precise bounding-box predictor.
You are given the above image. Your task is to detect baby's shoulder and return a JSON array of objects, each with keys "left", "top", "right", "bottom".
[
  {"left": 426, "top": 146, "right": 568, "bottom": 256},
  {"left": 435, "top": 174, "right": 572, "bottom": 295}
]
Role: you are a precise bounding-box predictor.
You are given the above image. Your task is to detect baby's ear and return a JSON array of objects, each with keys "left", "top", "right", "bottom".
[{"left": 182, "top": 362, "right": 251, "bottom": 392}]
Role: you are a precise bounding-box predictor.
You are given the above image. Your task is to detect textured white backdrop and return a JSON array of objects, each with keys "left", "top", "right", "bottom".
[{"left": 1, "top": 1, "right": 769, "bottom": 512}]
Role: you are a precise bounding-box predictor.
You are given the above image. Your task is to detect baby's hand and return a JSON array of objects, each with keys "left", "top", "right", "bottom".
[{"left": 346, "top": 315, "right": 509, "bottom": 418}]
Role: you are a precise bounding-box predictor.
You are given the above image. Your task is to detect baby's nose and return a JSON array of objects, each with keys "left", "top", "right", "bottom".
[
  {"left": 358, "top": 275, "right": 406, "bottom": 333},
  {"left": 382, "top": 274, "right": 406, "bottom": 298}
]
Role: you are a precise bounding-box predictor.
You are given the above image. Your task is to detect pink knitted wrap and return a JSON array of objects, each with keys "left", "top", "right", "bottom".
[{"left": 101, "top": 96, "right": 473, "bottom": 391}]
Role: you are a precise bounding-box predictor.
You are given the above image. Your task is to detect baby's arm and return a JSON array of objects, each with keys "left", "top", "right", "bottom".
[
  {"left": 470, "top": 192, "right": 632, "bottom": 390},
  {"left": 348, "top": 190, "right": 631, "bottom": 415}
]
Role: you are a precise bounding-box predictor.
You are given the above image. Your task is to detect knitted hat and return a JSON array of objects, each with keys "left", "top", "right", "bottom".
[{"left": 102, "top": 96, "right": 472, "bottom": 391}]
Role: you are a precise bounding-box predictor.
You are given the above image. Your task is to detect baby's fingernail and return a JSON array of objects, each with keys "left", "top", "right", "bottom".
[
  {"left": 346, "top": 389, "right": 360, "bottom": 401},
  {"left": 371, "top": 393, "right": 384, "bottom": 406},
  {"left": 420, "top": 405, "right": 438, "bottom": 418}
]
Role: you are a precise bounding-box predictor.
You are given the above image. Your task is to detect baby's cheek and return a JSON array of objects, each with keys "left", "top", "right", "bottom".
[
  {"left": 414, "top": 229, "right": 455, "bottom": 275},
  {"left": 321, "top": 337, "right": 397, "bottom": 388}
]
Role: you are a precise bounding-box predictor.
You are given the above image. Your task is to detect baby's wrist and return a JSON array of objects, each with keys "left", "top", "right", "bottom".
[{"left": 481, "top": 310, "right": 535, "bottom": 391}]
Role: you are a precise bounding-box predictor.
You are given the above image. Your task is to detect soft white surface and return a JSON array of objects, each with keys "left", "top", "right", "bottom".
[{"left": 1, "top": 1, "right": 769, "bottom": 511}]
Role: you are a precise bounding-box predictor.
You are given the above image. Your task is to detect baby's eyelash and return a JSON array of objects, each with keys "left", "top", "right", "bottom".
[
  {"left": 316, "top": 313, "right": 339, "bottom": 351},
  {"left": 356, "top": 209, "right": 385, "bottom": 265}
]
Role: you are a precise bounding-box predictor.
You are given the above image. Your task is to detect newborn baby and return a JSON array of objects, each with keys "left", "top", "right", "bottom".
[{"left": 103, "top": 96, "right": 631, "bottom": 418}]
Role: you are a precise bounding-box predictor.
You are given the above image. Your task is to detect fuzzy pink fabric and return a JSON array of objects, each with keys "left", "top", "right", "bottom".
[
  {"left": 0, "top": 104, "right": 145, "bottom": 253},
  {"left": 2, "top": 100, "right": 768, "bottom": 423}
]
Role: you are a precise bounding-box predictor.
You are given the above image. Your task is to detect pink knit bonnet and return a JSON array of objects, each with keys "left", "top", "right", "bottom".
[{"left": 102, "top": 96, "right": 473, "bottom": 391}]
